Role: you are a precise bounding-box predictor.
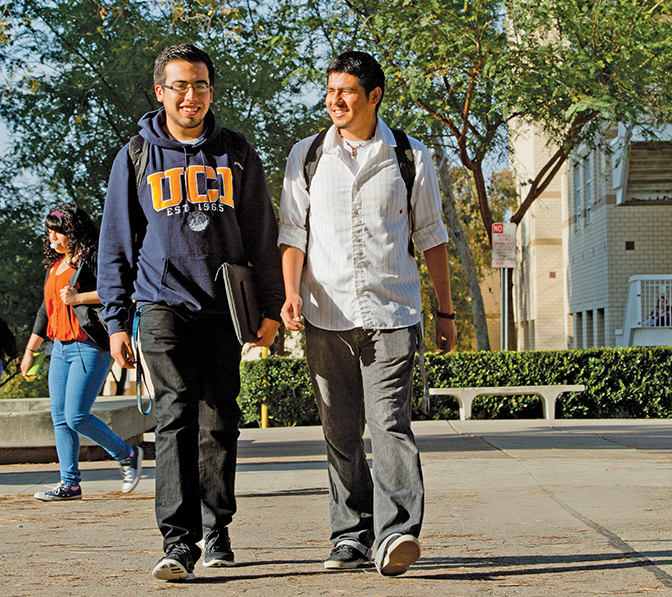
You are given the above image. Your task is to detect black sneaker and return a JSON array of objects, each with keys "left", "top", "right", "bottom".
[
  {"left": 203, "top": 528, "right": 236, "bottom": 567},
  {"left": 34, "top": 481, "right": 82, "bottom": 501},
  {"left": 119, "top": 446, "right": 143, "bottom": 493},
  {"left": 324, "top": 543, "right": 371, "bottom": 570},
  {"left": 152, "top": 543, "right": 199, "bottom": 581}
]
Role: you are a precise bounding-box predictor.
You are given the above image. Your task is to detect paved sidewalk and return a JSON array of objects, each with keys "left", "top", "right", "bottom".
[{"left": 1, "top": 419, "right": 671, "bottom": 596}]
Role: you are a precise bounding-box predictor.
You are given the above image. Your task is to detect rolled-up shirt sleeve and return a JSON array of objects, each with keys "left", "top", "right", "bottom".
[
  {"left": 410, "top": 141, "right": 449, "bottom": 253},
  {"left": 278, "top": 138, "right": 313, "bottom": 252}
]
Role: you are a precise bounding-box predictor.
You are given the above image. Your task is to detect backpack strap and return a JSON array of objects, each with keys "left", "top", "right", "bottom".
[
  {"left": 303, "top": 128, "right": 329, "bottom": 193},
  {"left": 218, "top": 128, "right": 249, "bottom": 202},
  {"left": 128, "top": 135, "right": 149, "bottom": 192},
  {"left": 391, "top": 129, "right": 416, "bottom": 256},
  {"left": 127, "top": 129, "right": 249, "bottom": 202},
  {"left": 301, "top": 126, "right": 417, "bottom": 256}
]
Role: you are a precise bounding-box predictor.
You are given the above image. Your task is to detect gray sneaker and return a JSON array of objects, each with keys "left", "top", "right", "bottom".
[
  {"left": 119, "top": 446, "right": 143, "bottom": 493},
  {"left": 375, "top": 534, "right": 421, "bottom": 576}
]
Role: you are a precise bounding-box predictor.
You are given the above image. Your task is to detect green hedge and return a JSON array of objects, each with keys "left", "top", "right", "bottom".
[
  {"left": 6, "top": 347, "right": 671, "bottom": 424},
  {"left": 239, "top": 357, "right": 318, "bottom": 427},
  {"left": 239, "top": 346, "right": 672, "bottom": 426},
  {"left": 0, "top": 360, "right": 50, "bottom": 398}
]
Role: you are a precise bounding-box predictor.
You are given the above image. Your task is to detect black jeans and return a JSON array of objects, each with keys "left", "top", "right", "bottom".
[{"left": 137, "top": 305, "right": 242, "bottom": 552}]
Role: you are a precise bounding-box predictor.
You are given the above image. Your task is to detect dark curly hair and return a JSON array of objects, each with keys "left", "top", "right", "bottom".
[{"left": 43, "top": 203, "right": 99, "bottom": 268}]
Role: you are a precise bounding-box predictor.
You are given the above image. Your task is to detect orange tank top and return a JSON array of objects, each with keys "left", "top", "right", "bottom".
[{"left": 45, "top": 259, "right": 87, "bottom": 342}]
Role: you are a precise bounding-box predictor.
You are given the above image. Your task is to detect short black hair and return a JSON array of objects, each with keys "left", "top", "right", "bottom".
[
  {"left": 327, "top": 51, "right": 385, "bottom": 111},
  {"left": 44, "top": 203, "right": 99, "bottom": 268},
  {"left": 154, "top": 44, "right": 215, "bottom": 87}
]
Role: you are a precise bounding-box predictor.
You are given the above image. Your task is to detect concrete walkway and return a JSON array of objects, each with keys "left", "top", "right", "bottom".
[{"left": 1, "top": 419, "right": 671, "bottom": 596}]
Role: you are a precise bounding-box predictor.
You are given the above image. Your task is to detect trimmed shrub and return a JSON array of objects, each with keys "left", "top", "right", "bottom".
[
  {"left": 239, "top": 347, "right": 672, "bottom": 426},
  {"left": 239, "top": 357, "right": 318, "bottom": 427}
]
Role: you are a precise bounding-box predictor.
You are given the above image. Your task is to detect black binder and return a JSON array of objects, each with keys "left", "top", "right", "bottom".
[{"left": 220, "top": 263, "right": 262, "bottom": 345}]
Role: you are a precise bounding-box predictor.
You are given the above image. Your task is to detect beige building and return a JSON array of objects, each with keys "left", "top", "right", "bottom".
[
  {"left": 509, "top": 122, "right": 672, "bottom": 350},
  {"left": 509, "top": 122, "right": 567, "bottom": 350}
]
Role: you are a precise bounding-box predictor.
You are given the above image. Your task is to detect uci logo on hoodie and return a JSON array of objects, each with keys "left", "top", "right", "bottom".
[{"left": 146, "top": 165, "right": 234, "bottom": 216}]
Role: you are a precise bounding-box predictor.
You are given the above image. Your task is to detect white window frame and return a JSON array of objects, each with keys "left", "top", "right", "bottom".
[
  {"left": 584, "top": 154, "right": 592, "bottom": 225},
  {"left": 573, "top": 162, "right": 582, "bottom": 230}
]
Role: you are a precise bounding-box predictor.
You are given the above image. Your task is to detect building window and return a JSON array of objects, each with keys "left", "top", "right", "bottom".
[
  {"left": 586, "top": 310, "right": 594, "bottom": 348},
  {"left": 574, "top": 311, "right": 583, "bottom": 349},
  {"left": 573, "top": 162, "right": 582, "bottom": 230},
  {"left": 584, "top": 155, "right": 592, "bottom": 225},
  {"left": 596, "top": 308, "right": 605, "bottom": 347}
]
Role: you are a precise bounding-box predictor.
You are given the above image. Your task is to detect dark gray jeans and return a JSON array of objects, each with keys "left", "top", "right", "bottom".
[
  {"left": 305, "top": 321, "right": 424, "bottom": 551},
  {"left": 137, "top": 305, "right": 242, "bottom": 553}
]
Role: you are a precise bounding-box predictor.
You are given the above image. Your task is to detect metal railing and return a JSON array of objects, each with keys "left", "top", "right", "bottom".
[
  {"left": 616, "top": 275, "right": 672, "bottom": 347},
  {"left": 640, "top": 278, "right": 672, "bottom": 327}
]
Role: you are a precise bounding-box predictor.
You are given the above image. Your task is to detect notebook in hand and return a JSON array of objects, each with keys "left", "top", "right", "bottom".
[{"left": 220, "top": 263, "right": 262, "bottom": 345}]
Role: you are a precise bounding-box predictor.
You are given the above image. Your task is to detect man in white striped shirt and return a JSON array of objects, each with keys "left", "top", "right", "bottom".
[{"left": 279, "top": 51, "right": 457, "bottom": 576}]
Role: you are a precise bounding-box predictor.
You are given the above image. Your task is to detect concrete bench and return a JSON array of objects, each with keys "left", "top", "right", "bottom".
[
  {"left": 429, "top": 385, "right": 586, "bottom": 421},
  {"left": 0, "top": 396, "right": 156, "bottom": 464}
]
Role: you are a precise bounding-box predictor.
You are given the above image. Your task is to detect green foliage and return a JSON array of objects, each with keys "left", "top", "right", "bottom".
[
  {"left": 238, "top": 347, "right": 672, "bottom": 426},
  {"left": 419, "top": 347, "right": 672, "bottom": 419},
  {"left": 1, "top": 0, "right": 323, "bottom": 211},
  {"left": 0, "top": 358, "right": 50, "bottom": 398},
  {"left": 239, "top": 357, "right": 319, "bottom": 427},
  {"left": 0, "top": 205, "right": 45, "bottom": 343},
  {"left": 4, "top": 347, "right": 671, "bottom": 420},
  {"left": 0, "top": 0, "right": 324, "bottom": 340},
  {"left": 337, "top": 0, "right": 672, "bottom": 232}
]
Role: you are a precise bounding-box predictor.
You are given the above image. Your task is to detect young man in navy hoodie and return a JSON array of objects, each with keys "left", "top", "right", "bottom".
[{"left": 98, "top": 44, "right": 284, "bottom": 581}]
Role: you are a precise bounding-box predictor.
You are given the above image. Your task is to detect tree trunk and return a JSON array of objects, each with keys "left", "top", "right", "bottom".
[{"left": 436, "top": 159, "right": 491, "bottom": 351}]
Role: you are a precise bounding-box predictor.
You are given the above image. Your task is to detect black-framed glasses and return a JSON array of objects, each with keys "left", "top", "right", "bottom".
[{"left": 162, "top": 82, "right": 212, "bottom": 95}]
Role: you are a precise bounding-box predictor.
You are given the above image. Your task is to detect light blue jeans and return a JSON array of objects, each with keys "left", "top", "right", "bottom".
[{"left": 49, "top": 339, "right": 131, "bottom": 485}]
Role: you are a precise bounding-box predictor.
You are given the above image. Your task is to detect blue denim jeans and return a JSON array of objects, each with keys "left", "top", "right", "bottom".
[
  {"left": 49, "top": 339, "right": 130, "bottom": 485},
  {"left": 136, "top": 305, "right": 242, "bottom": 553},
  {"left": 305, "top": 322, "right": 424, "bottom": 552}
]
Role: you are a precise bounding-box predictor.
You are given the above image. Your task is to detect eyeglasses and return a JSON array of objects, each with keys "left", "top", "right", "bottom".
[{"left": 162, "top": 82, "right": 212, "bottom": 95}]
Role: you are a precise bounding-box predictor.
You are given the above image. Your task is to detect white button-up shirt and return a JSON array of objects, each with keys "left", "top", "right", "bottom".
[{"left": 279, "top": 118, "right": 449, "bottom": 331}]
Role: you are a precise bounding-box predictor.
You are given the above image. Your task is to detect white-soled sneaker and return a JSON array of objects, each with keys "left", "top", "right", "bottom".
[
  {"left": 324, "top": 541, "right": 371, "bottom": 570},
  {"left": 152, "top": 543, "right": 197, "bottom": 581},
  {"left": 34, "top": 481, "right": 82, "bottom": 501},
  {"left": 202, "top": 528, "right": 236, "bottom": 567},
  {"left": 375, "top": 534, "right": 421, "bottom": 576},
  {"left": 119, "top": 446, "right": 143, "bottom": 493}
]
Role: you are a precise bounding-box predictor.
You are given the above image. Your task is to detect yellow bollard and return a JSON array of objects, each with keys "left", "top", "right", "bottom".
[
  {"left": 260, "top": 346, "right": 269, "bottom": 429},
  {"left": 261, "top": 402, "right": 269, "bottom": 429}
]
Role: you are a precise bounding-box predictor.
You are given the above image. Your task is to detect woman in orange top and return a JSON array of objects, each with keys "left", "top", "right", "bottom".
[{"left": 21, "top": 204, "right": 143, "bottom": 501}]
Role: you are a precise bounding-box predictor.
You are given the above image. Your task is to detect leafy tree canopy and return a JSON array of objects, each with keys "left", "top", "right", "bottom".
[
  {"left": 0, "top": 0, "right": 323, "bottom": 340},
  {"left": 340, "top": 0, "right": 672, "bottom": 236}
]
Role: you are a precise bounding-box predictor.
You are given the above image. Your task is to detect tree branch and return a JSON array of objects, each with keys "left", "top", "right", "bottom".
[
  {"left": 512, "top": 110, "right": 599, "bottom": 224},
  {"left": 37, "top": 10, "right": 139, "bottom": 121}
]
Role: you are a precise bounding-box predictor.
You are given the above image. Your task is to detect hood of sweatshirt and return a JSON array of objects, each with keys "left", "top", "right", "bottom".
[
  {"left": 98, "top": 107, "right": 284, "bottom": 332},
  {"left": 137, "top": 108, "right": 222, "bottom": 151}
]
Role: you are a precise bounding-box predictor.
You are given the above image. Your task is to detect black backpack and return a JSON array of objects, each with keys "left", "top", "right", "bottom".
[{"left": 302, "top": 127, "right": 417, "bottom": 256}]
